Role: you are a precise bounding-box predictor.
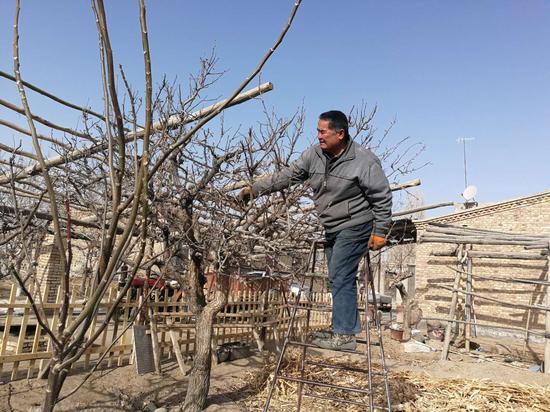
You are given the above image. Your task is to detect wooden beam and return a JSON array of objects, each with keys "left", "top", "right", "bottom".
[
  {"left": 393, "top": 201, "right": 454, "bottom": 217},
  {"left": 435, "top": 283, "right": 550, "bottom": 312},
  {"left": 545, "top": 246, "right": 550, "bottom": 374},
  {"left": 466, "top": 250, "right": 547, "bottom": 260},
  {"left": 420, "top": 235, "right": 548, "bottom": 248},
  {"left": 428, "top": 222, "right": 549, "bottom": 240},
  {"left": 441, "top": 267, "right": 462, "bottom": 360}
]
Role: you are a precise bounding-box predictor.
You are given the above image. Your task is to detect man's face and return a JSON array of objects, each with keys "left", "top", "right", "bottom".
[{"left": 317, "top": 119, "right": 345, "bottom": 155}]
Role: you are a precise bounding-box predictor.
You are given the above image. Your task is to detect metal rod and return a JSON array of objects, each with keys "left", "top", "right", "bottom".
[
  {"left": 363, "top": 253, "right": 375, "bottom": 410},
  {"left": 302, "top": 393, "right": 370, "bottom": 408},
  {"left": 296, "top": 241, "right": 318, "bottom": 412},
  {"left": 287, "top": 340, "right": 365, "bottom": 355},
  {"left": 366, "top": 251, "right": 392, "bottom": 411},
  {"left": 277, "top": 375, "right": 371, "bottom": 395},
  {"left": 302, "top": 393, "right": 390, "bottom": 410},
  {"left": 305, "top": 359, "right": 373, "bottom": 374}
]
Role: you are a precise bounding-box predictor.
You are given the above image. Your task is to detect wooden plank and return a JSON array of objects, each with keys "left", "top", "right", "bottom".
[
  {"left": 39, "top": 285, "right": 60, "bottom": 375},
  {"left": 11, "top": 285, "right": 31, "bottom": 380},
  {"left": 168, "top": 328, "right": 186, "bottom": 375},
  {"left": 467, "top": 250, "right": 547, "bottom": 260},
  {"left": 435, "top": 284, "right": 550, "bottom": 312},
  {"left": 28, "top": 285, "right": 49, "bottom": 379},
  {"left": 160, "top": 288, "right": 169, "bottom": 358},
  {"left": 149, "top": 301, "right": 161, "bottom": 374},
  {"left": 465, "top": 254, "right": 473, "bottom": 352},
  {"left": 84, "top": 289, "right": 98, "bottom": 368},
  {"left": 0, "top": 351, "right": 53, "bottom": 363},
  {"left": 108, "top": 287, "right": 119, "bottom": 368},
  {"left": 97, "top": 287, "right": 114, "bottom": 369},
  {"left": 0, "top": 284, "right": 18, "bottom": 375},
  {"left": 545, "top": 249, "right": 550, "bottom": 375},
  {"left": 441, "top": 266, "right": 462, "bottom": 360}
]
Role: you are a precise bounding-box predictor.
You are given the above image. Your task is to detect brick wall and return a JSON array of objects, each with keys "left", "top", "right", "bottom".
[
  {"left": 414, "top": 191, "right": 550, "bottom": 332},
  {"left": 36, "top": 235, "right": 62, "bottom": 303}
]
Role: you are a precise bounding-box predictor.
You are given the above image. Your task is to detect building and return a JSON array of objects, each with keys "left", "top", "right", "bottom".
[{"left": 413, "top": 190, "right": 550, "bottom": 336}]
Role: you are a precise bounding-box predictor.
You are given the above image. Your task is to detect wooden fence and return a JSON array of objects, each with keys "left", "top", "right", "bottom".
[{"left": 0, "top": 283, "right": 333, "bottom": 382}]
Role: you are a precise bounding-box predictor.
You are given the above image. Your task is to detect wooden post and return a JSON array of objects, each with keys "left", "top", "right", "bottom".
[
  {"left": 465, "top": 248, "right": 473, "bottom": 352},
  {"left": 149, "top": 298, "right": 162, "bottom": 374},
  {"left": 441, "top": 247, "right": 463, "bottom": 361},
  {"left": 0, "top": 284, "right": 18, "bottom": 376},
  {"left": 167, "top": 318, "right": 186, "bottom": 375},
  {"left": 545, "top": 243, "right": 550, "bottom": 374}
]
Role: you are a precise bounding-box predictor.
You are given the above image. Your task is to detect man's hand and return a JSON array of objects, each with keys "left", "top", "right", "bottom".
[
  {"left": 368, "top": 234, "right": 386, "bottom": 251},
  {"left": 238, "top": 185, "right": 253, "bottom": 206}
]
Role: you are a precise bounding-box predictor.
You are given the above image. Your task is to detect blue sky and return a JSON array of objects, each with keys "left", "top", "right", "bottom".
[{"left": 1, "top": 1, "right": 549, "bottom": 212}]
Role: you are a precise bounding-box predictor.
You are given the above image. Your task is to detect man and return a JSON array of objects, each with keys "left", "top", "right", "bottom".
[{"left": 239, "top": 110, "right": 392, "bottom": 350}]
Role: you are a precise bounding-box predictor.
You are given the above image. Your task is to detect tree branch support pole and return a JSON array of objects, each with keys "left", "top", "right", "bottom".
[
  {"left": 465, "top": 247, "right": 473, "bottom": 352},
  {"left": 149, "top": 306, "right": 161, "bottom": 374},
  {"left": 441, "top": 245, "right": 463, "bottom": 360},
  {"left": 545, "top": 243, "right": 550, "bottom": 374}
]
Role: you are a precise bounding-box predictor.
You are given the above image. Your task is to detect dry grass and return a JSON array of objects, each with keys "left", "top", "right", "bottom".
[{"left": 234, "top": 349, "right": 550, "bottom": 411}]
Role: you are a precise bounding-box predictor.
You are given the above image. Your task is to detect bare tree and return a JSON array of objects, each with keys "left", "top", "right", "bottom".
[{"left": 0, "top": 1, "right": 303, "bottom": 411}]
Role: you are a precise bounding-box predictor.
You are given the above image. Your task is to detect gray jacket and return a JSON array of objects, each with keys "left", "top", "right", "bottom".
[{"left": 252, "top": 141, "right": 392, "bottom": 236}]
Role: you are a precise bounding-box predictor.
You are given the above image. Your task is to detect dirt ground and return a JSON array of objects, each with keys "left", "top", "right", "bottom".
[{"left": 2, "top": 330, "right": 550, "bottom": 412}]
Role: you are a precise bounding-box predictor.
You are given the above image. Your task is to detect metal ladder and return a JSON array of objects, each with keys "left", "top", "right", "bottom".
[{"left": 263, "top": 240, "right": 392, "bottom": 411}]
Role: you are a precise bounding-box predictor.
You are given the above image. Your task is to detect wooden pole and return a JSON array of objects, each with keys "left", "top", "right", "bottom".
[
  {"left": 545, "top": 244, "right": 550, "bottom": 374},
  {"left": 393, "top": 201, "right": 454, "bottom": 217},
  {"left": 435, "top": 284, "right": 550, "bottom": 312},
  {"left": 148, "top": 306, "right": 161, "bottom": 374},
  {"left": 167, "top": 318, "right": 187, "bottom": 376},
  {"left": 423, "top": 316, "right": 548, "bottom": 338},
  {"left": 465, "top": 248, "right": 472, "bottom": 352},
  {"left": 420, "top": 235, "right": 547, "bottom": 248},
  {"left": 466, "top": 251, "right": 546, "bottom": 260},
  {"left": 441, "top": 247, "right": 463, "bottom": 361}
]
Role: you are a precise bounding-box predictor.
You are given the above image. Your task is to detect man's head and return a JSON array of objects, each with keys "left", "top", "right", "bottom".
[{"left": 317, "top": 110, "right": 349, "bottom": 156}]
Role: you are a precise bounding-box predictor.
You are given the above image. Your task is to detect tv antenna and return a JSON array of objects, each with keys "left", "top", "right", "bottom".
[{"left": 457, "top": 137, "right": 475, "bottom": 187}]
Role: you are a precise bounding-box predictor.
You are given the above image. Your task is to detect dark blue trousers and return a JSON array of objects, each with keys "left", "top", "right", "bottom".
[{"left": 325, "top": 221, "right": 372, "bottom": 335}]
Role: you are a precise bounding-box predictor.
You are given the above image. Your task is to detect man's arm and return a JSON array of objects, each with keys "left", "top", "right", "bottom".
[
  {"left": 250, "top": 149, "right": 312, "bottom": 197},
  {"left": 359, "top": 154, "right": 393, "bottom": 239}
]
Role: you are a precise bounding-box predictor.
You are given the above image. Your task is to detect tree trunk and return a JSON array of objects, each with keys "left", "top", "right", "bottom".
[
  {"left": 183, "top": 310, "right": 215, "bottom": 412},
  {"left": 183, "top": 274, "right": 228, "bottom": 412},
  {"left": 42, "top": 358, "right": 67, "bottom": 412}
]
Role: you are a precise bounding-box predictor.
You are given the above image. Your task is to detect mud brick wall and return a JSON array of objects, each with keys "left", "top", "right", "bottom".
[{"left": 414, "top": 191, "right": 550, "bottom": 331}]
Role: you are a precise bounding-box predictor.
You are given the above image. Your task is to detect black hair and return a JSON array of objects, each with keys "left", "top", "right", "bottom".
[{"left": 319, "top": 110, "right": 350, "bottom": 141}]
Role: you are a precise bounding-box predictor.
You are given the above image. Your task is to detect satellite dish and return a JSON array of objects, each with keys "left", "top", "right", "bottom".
[{"left": 462, "top": 185, "right": 477, "bottom": 201}]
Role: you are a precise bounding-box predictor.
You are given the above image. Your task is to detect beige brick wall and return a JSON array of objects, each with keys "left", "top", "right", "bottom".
[
  {"left": 414, "top": 192, "right": 550, "bottom": 331},
  {"left": 36, "top": 236, "right": 62, "bottom": 303}
]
